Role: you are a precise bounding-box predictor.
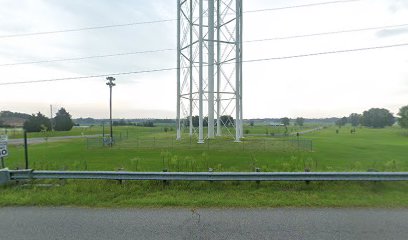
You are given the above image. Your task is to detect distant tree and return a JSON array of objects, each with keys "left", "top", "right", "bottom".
[
  {"left": 295, "top": 117, "right": 305, "bottom": 126},
  {"left": 348, "top": 113, "right": 361, "bottom": 127},
  {"left": 335, "top": 119, "right": 341, "bottom": 128},
  {"left": 397, "top": 105, "right": 408, "bottom": 128},
  {"left": 249, "top": 120, "right": 254, "bottom": 127},
  {"left": 113, "top": 119, "right": 128, "bottom": 126},
  {"left": 23, "top": 112, "right": 51, "bottom": 132},
  {"left": 54, "top": 108, "right": 74, "bottom": 131},
  {"left": 73, "top": 117, "right": 97, "bottom": 126},
  {"left": 335, "top": 116, "right": 348, "bottom": 128},
  {"left": 185, "top": 115, "right": 232, "bottom": 127},
  {"left": 203, "top": 117, "right": 209, "bottom": 127},
  {"left": 361, "top": 108, "right": 395, "bottom": 128},
  {"left": 280, "top": 117, "right": 290, "bottom": 126},
  {"left": 142, "top": 121, "right": 155, "bottom": 127},
  {"left": 0, "top": 111, "right": 30, "bottom": 120},
  {"left": 183, "top": 116, "right": 198, "bottom": 127},
  {"left": 192, "top": 116, "right": 199, "bottom": 127},
  {"left": 220, "top": 115, "right": 234, "bottom": 127}
]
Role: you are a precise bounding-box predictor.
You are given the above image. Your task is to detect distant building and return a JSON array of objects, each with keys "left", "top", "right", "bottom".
[{"left": 269, "top": 122, "right": 284, "bottom": 127}]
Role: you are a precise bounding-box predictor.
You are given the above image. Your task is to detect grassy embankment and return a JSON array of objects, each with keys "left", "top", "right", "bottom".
[{"left": 1, "top": 124, "right": 408, "bottom": 207}]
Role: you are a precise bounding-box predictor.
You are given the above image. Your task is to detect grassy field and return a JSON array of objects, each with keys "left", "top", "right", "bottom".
[
  {"left": 1, "top": 124, "right": 408, "bottom": 207},
  {"left": 1, "top": 126, "right": 104, "bottom": 139}
]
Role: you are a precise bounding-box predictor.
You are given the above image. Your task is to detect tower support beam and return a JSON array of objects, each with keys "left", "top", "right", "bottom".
[
  {"left": 207, "top": 0, "right": 215, "bottom": 139},
  {"left": 198, "top": 0, "right": 204, "bottom": 144},
  {"left": 176, "top": 0, "right": 181, "bottom": 140},
  {"left": 216, "top": 0, "right": 221, "bottom": 137},
  {"left": 177, "top": 0, "right": 243, "bottom": 142}
]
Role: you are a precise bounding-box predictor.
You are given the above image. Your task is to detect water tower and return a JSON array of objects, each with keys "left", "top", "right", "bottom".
[{"left": 176, "top": 0, "right": 243, "bottom": 143}]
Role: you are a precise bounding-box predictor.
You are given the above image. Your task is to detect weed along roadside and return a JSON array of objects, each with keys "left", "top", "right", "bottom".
[{"left": 1, "top": 125, "right": 408, "bottom": 207}]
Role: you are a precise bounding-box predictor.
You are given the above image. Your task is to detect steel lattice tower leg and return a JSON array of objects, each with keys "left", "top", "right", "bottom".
[{"left": 176, "top": 0, "right": 243, "bottom": 143}]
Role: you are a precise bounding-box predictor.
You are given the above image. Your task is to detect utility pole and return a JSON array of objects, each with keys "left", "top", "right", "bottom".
[
  {"left": 50, "top": 104, "right": 53, "bottom": 131},
  {"left": 106, "top": 77, "right": 116, "bottom": 147}
]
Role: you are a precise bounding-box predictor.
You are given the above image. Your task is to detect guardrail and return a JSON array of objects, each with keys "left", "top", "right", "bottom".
[{"left": 3, "top": 169, "right": 408, "bottom": 183}]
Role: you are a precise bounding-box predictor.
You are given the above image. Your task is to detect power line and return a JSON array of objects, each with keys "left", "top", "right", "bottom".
[
  {"left": 243, "top": 42, "right": 408, "bottom": 63},
  {"left": 1, "top": 42, "right": 406, "bottom": 86},
  {"left": 244, "top": 0, "right": 360, "bottom": 13},
  {"left": 0, "top": 19, "right": 176, "bottom": 39},
  {"left": 0, "top": 0, "right": 361, "bottom": 39},
  {"left": 0, "top": 48, "right": 174, "bottom": 67},
  {"left": 3, "top": 22, "right": 407, "bottom": 67},
  {"left": 0, "top": 67, "right": 177, "bottom": 86},
  {"left": 245, "top": 23, "right": 408, "bottom": 43}
]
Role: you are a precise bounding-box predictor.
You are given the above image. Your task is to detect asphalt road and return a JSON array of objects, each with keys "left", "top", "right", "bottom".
[
  {"left": 0, "top": 207, "right": 407, "bottom": 240},
  {"left": 7, "top": 135, "right": 100, "bottom": 145}
]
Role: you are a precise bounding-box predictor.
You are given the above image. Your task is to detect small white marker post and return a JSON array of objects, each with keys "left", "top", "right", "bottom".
[{"left": 0, "top": 135, "right": 8, "bottom": 168}]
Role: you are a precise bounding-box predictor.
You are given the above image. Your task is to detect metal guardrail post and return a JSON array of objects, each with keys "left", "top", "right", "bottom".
[
  {"left": 255, "top": 168, "right": 260, "bottom": 185},
  {"left": 162, "top": 168, "right": 168, "bottom": 185},
  {"left": 305, "top": 168, "right": 311, "bottom": 184}
]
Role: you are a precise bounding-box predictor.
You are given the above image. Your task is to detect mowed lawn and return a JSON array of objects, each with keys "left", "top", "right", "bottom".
[
  {"left": 310, "top": 126, "right": 408, "bottom": 171},
  {"left": 1, "top": 124, "right": 408, "bottom": 208},
  {"left": 4, "top": 125, "right": 408, "bottom": 172}
]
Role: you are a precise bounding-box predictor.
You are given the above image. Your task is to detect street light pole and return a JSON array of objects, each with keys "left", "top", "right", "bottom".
[{"left": 106, "top": 77, "right": 116, "bottom": 147}]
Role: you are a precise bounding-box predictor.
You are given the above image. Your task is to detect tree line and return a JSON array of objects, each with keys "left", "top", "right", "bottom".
[
  {"left": 184, "top": 115, "right": 234, "bottom": 127},
  {"left": 8, "top": 104, "right": 408, "bottom": 132},
  {"left": 274, "top": 105, "right": 408, "bottom": 129},
  {"left": 332, "top": 106, "right": 408, "bottom": 129},
  {"left": 23, "top": 108, "right": 74, "bottom": 132},
  {"left": 0, "top": 111, "right": 31, "bottom": 128}
]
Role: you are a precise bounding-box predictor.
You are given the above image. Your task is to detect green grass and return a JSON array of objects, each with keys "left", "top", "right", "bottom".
[
  {"left": 1, "top": 126, "right": 104, "bottom": 139},
  {"left": 1, "top": 124, "right": 408, "bottom": 208}
]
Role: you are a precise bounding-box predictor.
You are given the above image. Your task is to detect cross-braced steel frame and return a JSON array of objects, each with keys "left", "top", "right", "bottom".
[{"left": 176, "top": 0, "right": 243, "bottom": 143}]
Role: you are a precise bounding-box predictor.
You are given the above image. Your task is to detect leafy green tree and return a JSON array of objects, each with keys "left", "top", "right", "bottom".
[
  {"left": 280, "top": 117, "right": 290, "bottom": 126},
  {"left": 183, "top": 116, "right": 199, "bottom": 127},
  {"left": 348, "top": 113, "right": 361, "bottom": 127},
  {"left": 361, "top": 108, "right": 395, "bottom": 128},
  {"left": 113, "top": 119, "right": 127, "bottom": 126},
  {"left": 397, "top": 105, "right": 408, "bottom": 128},
  {"left": 249, "top": 120, "right": 254, "bottom": 126},
  {"left": 23, "top": 112, "right": 51, "bottom": 132},
  {"left": 192, "top": 116, "right": 199, "bottom": 127},
  {"left": 336, "top": 116, "right": 348, "bottom": 128},
  {"left": 295, "top": 117, "right": 304, "bottom": 126},
  {"left": 220, "top": 115, "right": 234, "bottom": 127},
  {"left": 54, "top": 108, "right": 74, "bottom": 131},
  {"left": 142, "top": 121, "right": 154, "bottom": 127},
  {"left": 0, "top": 111, "right": 30, "bottom": 120},
  {"left": 203, "top": 117, "right": 209, "bottom": 127}
]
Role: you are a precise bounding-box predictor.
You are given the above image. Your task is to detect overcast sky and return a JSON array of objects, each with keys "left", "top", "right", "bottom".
[{"left": 0, "top": 0, "right": 407, "bottom": 119}]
